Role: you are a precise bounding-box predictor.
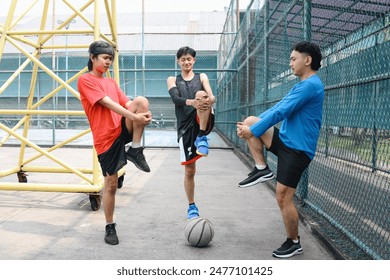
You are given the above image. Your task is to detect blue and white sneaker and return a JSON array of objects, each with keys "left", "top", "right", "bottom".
[
  {"left": 195, "top": 135, "right": 209, "bottom": 156},
  {"left": 187, "top": 204, "right": 199, "bottom": 220}
]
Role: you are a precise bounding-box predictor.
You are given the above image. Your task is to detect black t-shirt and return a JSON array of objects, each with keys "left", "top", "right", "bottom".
[{"left": 174, "top": 74, "right": 204, "bottom": 140}]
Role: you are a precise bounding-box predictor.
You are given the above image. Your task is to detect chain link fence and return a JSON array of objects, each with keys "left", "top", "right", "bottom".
[
  {"left": 1, "top": 0, "right": 389, "bottom": 259},
  {"left": 0, "top": 49, "right": 218, "bottom": 131},
  {"left": 216, "top": 0, "right": 390, "bottom": 259}
]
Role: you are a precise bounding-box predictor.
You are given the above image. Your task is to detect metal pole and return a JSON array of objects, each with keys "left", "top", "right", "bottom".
[
  {"left": 303, "top": 0, "right": 311, "bottom": 41},
  {"left": 141, "top": 0, "right": 145, "bottom": 146},
  {"left": 65, "top": 29, "right": 69, "bottom": 127},
  {"left": 300, "top": 0, "right": 312, "bottom": 201},
  {"left": 52, "top": 0, "right": 56, "bottom": 145},
  {"left": 141, "top": 0, "right": 145, "bottom": 98},
  {"left": 57, "top": 19, "right": 75, "bottom": 128}
]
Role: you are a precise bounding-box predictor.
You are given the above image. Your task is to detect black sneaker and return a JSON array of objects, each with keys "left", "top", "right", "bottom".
[
  {"left": 126, "top": 147, "right": 150, "bottom": 172},
  {"left": 238, "top": 165, "right": 274, "bottom": 188},
  {"left": 117, "top": 175, "right": 124, "bottom": 189},
  {"left": 247, "top": 166, "right": 258, "bottom": 176},
  {"left": 272, "top": 237, "right": 303, "bottom": 258},
  {"left": 105, "top": 223, "right": 119, "bottom": 245}
]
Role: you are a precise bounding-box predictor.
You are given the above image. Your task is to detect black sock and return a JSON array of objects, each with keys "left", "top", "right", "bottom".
[
  {"left": 199, "top": 130, "right": 206, "bottom": 137},
  {"left": 189, "top": 203, "right": 195, "bottom": 206}
]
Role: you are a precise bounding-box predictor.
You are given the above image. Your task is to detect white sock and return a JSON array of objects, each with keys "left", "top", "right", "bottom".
[
  {"left": 293, "top": 239, "right": 299, "bottom": 244},
  {"left": 255, "top": 164, "right": 267, "bottom": 170},
  {"left": 131, "top": 142, "right": 141, "bottom": 148}
]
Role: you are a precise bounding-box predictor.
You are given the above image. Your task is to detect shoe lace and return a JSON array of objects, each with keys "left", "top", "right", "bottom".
[
  {"left": 106, "top": 224, "right": 117, "bottom": 235},
  {"left": 248, "top": 167, "right": 257, "bottom": 176},
  {"left": 278, "top": 238, "right": 294, "bottom": 250},
  {"left": 135, "top": 148, "right": 145, "bottom": 160},
  {"left": 188, "top": 205, "right": 198, "bottom": 213}
]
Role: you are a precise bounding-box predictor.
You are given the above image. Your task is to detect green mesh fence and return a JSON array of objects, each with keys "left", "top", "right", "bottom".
[
  {"left": 0, "top": 44, "right": 218, "bottom": 130},
  {"left": 216, "top": 0, "right": 390, "bottom": 259}
]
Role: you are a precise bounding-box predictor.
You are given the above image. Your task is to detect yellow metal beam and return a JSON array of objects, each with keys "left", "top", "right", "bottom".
[
  {"left": 0, "top": 167, "right": 21, "bottom": 178},
  {"left": 30, "top": 69, "right": 87, "bottom": 109},
  {"left": 0, "top": 115, "right": 29, "bottom": 146},
  {"left": 0, "top": 54, "right": 33, "bottom": 95},
  {"left": 7, "top": 29, "right": 95, "bottom": 35},
  {"left": 22, "top": 129, "right": 91, "bottom": 166},
  {"left": 0, "top": 182, "right": 102, "bottom": 193},
  {"left": 9, "top": 0, "right": 40, "bottom": 30},
  {"left": 0, "top": 0, "right": 17, "bottom": 60},
  {"left": 94, "top": 0, "right": 100, "bottom": 40},
  {"left": 0, "top": 123, "right": 93, "bottom": 184},
  {"left": 22, "top": 166, "right": 93, "bottom": 174},
  {"left": 0, "top": 0, "right": 118, "bottom": 196},
  {"left": 0, "top": 110, "right": 85, "bottom": 115},
  {"left": 7, "top": 36, "right": 80, "bottom": 99}
]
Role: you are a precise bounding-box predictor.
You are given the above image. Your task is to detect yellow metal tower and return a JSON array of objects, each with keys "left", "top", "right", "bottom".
[{"left": 0, "top": 0, "right": 121, "bottom": 210}]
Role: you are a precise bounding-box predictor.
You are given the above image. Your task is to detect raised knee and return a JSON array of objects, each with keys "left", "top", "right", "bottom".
[
  {"left": 243, "top": 116, "right": 259, "bottom": 126},
  {"left": 195, "top": 90, "right": 206, "bottom": 98},
  {"left": 134, "top": 96, "right": 149, "bottom": 106},
  {"left": 131, "top": 96, "right": 149, "bottom": 112}
]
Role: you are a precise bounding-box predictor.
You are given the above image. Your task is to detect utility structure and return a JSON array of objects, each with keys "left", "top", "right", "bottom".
[{"left": 0, "top": 0, "right": 121, "bottom": 210}]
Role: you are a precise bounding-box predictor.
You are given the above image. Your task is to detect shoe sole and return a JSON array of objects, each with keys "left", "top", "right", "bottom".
[
  {"left": 127, "top": 156, "right": 150, "bottom": 173},
  {"left": 272, "top": 248, "right": 303, "bottom": 258},
  {"left": 187, "top": 215, "right": 199, "bottom": 221},
  {"left": 105, "top": 238, "right": 119, "bottom": 245},
  {"left": 196, "top": 149, "right": 208, "bottom": 157},
  {"left": 238, "top": 173, "right": 275, "bottom": 188}
]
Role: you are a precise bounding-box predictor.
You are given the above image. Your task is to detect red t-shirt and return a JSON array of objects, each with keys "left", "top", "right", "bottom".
[{"left": 78, "top": 73, "right": 129, "bottom": 155}]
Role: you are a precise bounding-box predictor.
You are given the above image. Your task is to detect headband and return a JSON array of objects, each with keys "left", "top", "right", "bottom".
[{"left": 91, "top": 45, "right": 115, "bottom": 57}]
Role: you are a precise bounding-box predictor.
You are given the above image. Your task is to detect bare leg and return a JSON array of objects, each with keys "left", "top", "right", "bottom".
[
  {"left": 242, "top": 116, "right": 274, "bottom": 166},
  {"left": 195, "top": 91, "right": 211, "bottom": 131},
  {"left": 102, "top": 172, "right": 119, "bottom": 223},
  {"left": 125, "top": 96, "right": 150, "bottom": 142},
  {"left": 275, "top": 182, "right": 299, "bottom": 239},
  {"left": 184, "top": 163, "right": 196, "bottom": 204}
]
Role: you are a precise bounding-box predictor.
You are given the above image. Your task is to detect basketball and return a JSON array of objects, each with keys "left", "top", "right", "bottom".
[{"left": 184, "top": 217, "right": 214, "bottom": 247}]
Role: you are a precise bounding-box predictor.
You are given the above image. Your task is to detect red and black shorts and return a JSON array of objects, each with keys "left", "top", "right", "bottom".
[{"left": 179, "top": 111, "right": 214, "bottom": 165}]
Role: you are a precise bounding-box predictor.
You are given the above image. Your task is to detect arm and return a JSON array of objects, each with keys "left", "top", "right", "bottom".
[
  {"left": 250, "top": 82, "right": 316, "bottom": 138},
  {"left": 200, "top": 73, "right": 216, "bottom": 104},
  {"left": 167, "top": 76, "right": 197, "bottom": 107},
  {"left": 98, "top": 96, "right": 151, "bottom": 125}
]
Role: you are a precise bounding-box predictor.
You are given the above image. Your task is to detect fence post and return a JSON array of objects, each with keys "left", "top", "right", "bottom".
[
  {"left": 303, "top": 0, "right": 311, "bottom": 41},
  {"left": 299, "top": 0, "right": 313, "bottom": 202}
]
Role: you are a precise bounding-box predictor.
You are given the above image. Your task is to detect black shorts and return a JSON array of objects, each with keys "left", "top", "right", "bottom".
[
  {"left": 97, "top": 118, "right": 133, "bottom": 176},
  {"left": 267, "top": 127, "right": 311, "bottom": 188}
]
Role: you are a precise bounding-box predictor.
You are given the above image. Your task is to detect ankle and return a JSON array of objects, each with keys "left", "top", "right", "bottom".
[
  {"left": 198, "top": 130, "right": 206, "bottom": 137},
  {"left": 255, "top": 164, "right": 267, "bottom": 170},
  {"left": 131, "top": 142, "right": 141, "bottom": 148}
]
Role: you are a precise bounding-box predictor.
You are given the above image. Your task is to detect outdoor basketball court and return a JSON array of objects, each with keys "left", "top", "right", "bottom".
[{"left": 0, "top": 134, "right": 332, "bottom": 260}]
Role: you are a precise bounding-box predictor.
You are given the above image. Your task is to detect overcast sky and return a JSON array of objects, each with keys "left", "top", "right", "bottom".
[{"left": 1, "top": 0, "right": 253, "bottom": 17}]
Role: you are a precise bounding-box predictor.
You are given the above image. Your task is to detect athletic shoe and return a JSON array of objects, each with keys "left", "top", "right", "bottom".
[
  {"left": 194, "top": 136, "right": 209, "bottom": 156},
  {"left": 272, "top": 237, "right": 303, "bottom": 258},
  {"left": 247, "top": 166, "right": 258, "bottom": 176},
  {"left": 105, "top": 223, "right": 119, "bottom": 245},
  {"left": 126, "top": 147, "right": 150, "bottom": 172},
  {"left": 238, "top": 165, "right": 274, "bottom": 188},
  {"left": 117, "top": 175, "right": 124, "bottom": 189},
  {"left": 187, "top": 204, "right": 199, "bottom": 220}
]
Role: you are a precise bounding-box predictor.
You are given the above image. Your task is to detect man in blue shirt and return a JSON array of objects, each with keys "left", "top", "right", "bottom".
[{"left": 237, "top": 41, "right": 324, "bottom": 258}]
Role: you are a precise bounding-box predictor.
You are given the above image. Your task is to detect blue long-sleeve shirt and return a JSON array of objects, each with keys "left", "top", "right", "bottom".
[{"left": 250, "top": 74, "right": 324, "bottom": 159}]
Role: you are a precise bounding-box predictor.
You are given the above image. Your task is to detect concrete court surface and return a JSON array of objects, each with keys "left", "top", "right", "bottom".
[{"left": 0, "top": 146, "right": 333, "bottom": 260}]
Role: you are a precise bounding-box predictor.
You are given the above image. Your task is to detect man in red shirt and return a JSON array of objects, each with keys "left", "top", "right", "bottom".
[{"left": 78, "top": 41, "right": 152, "bottom": 245}]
